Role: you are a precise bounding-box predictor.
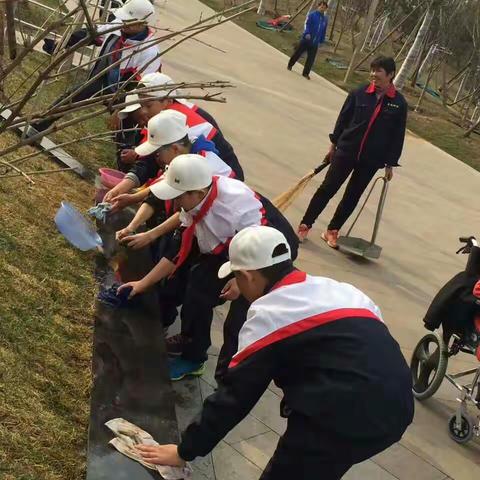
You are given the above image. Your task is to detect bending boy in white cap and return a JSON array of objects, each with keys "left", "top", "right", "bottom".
[
  {"left": 114, "top": 110, "right": 235, "bottom": 247},
  {"left": 134, "top": 225, "right": 414, "bottom": 480},
  {"left": 104, "top": 72, "right": 243, "bottom": 202},
  {"left": 118, "top": 155, "right": 298, "bottom": 380}
]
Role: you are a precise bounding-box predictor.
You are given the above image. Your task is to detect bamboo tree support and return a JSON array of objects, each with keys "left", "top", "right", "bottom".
[
  {"left": 328, "top": 0, "right": 341, "bottom": 41},
  {"left": 5, "top": 0, "right": 17, "bottom": 60},
  {"left": 351, "top": 3, "right": 425, "bottom": 76},
  {"left": 279, "top": 0, "right": 310, "bottom": 33},
  {"left": 344, "top": 0, "right": 381, "bottom": 84},
  {"left": 414, "top": 52, "right": 437, "bottom": 112}
]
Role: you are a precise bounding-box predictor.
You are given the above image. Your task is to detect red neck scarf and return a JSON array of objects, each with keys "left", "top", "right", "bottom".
[{"left": 173, "top": 176, "right": 219, "bottom": 271}]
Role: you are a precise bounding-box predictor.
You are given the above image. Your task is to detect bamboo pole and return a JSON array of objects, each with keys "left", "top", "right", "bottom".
[{"left": 5, "top": 0, "right": 17, "bottom": 60}]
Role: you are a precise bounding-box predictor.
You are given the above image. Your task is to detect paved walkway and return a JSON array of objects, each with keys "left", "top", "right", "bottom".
[{"left": 156, "top": 1, "right": 480, "bottom": 478}]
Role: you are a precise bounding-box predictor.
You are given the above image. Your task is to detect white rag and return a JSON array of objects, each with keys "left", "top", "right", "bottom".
[{"left": 105, "top": 418, "right": 192, "bottom": 480}]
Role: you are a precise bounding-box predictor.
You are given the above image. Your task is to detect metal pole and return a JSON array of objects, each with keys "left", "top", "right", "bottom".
[
  {"left": 329, "top": 0, "right": 341, "bottom": 41},
  {"left": 370, "top": 178, "right": 388, "bottom": 245}
]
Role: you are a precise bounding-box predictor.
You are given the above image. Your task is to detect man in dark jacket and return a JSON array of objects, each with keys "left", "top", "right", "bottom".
[
  {"left": 297, "top": 56, "right": 408, "bottom": 247},
  {"left": 287, "top": 2, "right": 328, "bottom": 79},
  {"left": 135, "top": 226, "right": 413, "bottom": 479}
]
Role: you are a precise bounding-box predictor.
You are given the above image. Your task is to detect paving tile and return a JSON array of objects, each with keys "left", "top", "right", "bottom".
[
  {"left": 343, "top": 460, "right": 397, "bottom": 480},
  {"left": 373, "top": 443, "right": 447, "bottom": 480},
  {"left": 199, "top": 379, "right": 272, "bottom": 445},
  {"left": 267, "top": 381, "right": 283, "bottom": 398},
  {"left": 231, "top": 431, "right": 280, "bottom": 470},
  {"left": 212, "top": 441, "right": 263, "bottom": 480},
  {"left": 202, "top": 354, "right": 219, "bottom": 389},
  {"left": 250, "top": 388, "right": 287, "bottom": 436},
  {"left": 172, "top": 379, "right": 216, "bottom": 479}
]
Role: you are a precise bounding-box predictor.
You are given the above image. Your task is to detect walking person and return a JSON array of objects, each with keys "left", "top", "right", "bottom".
[
  {"left": 134, "top": 226, "right": 414, "bottom": 479},
  {"left": 287, "top": 2, "right": 329, "bottom": 80},
  {"left": 297, "top": 56, "right": 408, "bottom": 247}
]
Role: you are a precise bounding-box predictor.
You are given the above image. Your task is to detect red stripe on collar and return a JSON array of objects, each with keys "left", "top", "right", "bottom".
[
  {"left": 271, "top": 270, "right": 307, "bottom": 291},
  {"left": 365, "top": 82, "right": 396, "bottom": 99}
]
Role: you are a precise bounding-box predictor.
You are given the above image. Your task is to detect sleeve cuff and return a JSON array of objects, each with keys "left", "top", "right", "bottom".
[
  {"left": 124, "top": 172, "right": 140, "bottom": 187},
  {"left": 177, "top": 441, "right": 196, "bottom": 462}
]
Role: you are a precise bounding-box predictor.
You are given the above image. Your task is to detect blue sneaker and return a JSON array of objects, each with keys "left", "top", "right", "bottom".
[{"left": 169, "top": 358, "right": 205, "bottom": 381}]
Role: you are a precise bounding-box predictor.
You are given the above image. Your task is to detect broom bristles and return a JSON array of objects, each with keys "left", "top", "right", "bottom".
[{"left": 273, "top": 170, "right": 316, "bottom": 212}]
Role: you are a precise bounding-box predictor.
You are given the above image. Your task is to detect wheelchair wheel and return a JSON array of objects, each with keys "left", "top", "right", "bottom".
[
  {"left": 410, "top": 331, "right": 448, "bottom": 400},
  {"left": 448, "top": 413, "right": 475, "bottom": 444}
]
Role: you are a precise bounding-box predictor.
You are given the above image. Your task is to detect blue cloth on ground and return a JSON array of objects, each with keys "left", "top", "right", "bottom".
[
  {"left": 97, "top": 283, "right": 134, "bottom": 308},
  {"left": 88, "top": 202, "right": 112, "bottom": 223}
]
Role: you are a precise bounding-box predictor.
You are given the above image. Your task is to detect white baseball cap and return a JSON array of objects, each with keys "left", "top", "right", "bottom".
[
  {"left": 139, "top": 72, "right": 189, "bottom": 104},
  {"left": 118, "top": 94, "right": 141, "bottom": 119},
  {"left": 112, "top": 0, "right": 154, "bottom": 22},
  {"left": 150, "top": 154, "right": 213, "bottom": 200},
  {"left": 218, "top": 226, "right": 292, "bottom": 279},
  {"left": 135, "top": 110, "right": 188, "bottom": 156}
]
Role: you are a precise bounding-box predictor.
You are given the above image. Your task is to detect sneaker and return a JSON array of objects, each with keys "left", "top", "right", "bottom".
[
  {"left": 169, "top": 358, "right": 205, "bottom": 381},
  {"left": 297, "top": 224, "right": 311, "bottom": 243},
  {"left": 287, "top": 65, "right": 292, "bottom": 71},
  {"left": 165, "top": 334, "right": 191, "bottom": 356},
  {"left": 303, "top": 74, "right": 311, "bottom": 80},
  {"left": 321, "top": 229, "right": 339, "bottom": 249}
]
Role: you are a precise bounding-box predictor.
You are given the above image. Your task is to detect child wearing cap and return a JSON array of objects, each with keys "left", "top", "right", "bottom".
[
  {"left": 118, "top": 155, "right": 298, "bottom": 381},
  {"left": 112, "top": 110, "right": 234, "bottom": 244},
  {"left": 134, "top": 226, "right": 414, "bottom": 479},
  {"left": 31, "top": 0, "right": 161, "bottom": 133},
  {"left": 105, "top": 72, "right": 243, "bottom": 199}
]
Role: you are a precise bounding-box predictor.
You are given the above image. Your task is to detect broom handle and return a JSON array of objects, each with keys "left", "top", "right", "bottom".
[{"left": 313, "top": 161, "right": 330, "bottom": 175}]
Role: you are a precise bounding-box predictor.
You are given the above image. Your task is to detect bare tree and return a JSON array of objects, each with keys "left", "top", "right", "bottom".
[
  {"left": 0, "top": 0, "right": 257, "bottom": 183},
  {"left": 394, "top": 6, "right": 434, "bottom": 90}
]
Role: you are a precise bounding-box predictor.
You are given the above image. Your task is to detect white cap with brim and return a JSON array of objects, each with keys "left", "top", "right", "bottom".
[
  {"left": 218, "top": 226, "right": 291, "bottom": 279},
  {"left": 118, "top": 94, "right": 141, "bottom": 120},
  {"left": 111, "top": 0, "right": 154, "bottom": 22},
  {"left": 139, "top": 72, "right": 190, "bottom": 105},
  {"left": 149, "top": 154, "right": 213, "bottom": 200},
  {"left": 134, "top": 110, "right": 188, "bottom": 157}
]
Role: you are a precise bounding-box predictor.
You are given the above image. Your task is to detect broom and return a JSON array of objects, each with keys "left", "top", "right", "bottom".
[{"left": 273, "top": 160, "right": 330, "bottom": 212}]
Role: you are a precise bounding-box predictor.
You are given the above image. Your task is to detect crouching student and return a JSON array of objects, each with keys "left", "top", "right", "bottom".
[
  {"left": 135, "top": 226, "right": 414, "bottom": 480},
  {"left": 118, "top": 155, "right": 298, "bottom": 381},
  {"left": 115, "top": 109, "right": 234, "bottom": 248}
]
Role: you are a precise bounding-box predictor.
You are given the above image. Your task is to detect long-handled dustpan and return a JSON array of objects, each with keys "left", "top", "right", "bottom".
[{"left": 337, "top": 176, "right": 389, "bottom": 259}]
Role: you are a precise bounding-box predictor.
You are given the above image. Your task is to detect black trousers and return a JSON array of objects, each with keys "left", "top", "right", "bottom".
[
  {"left": 178, "top": 255, "right": 228, "bottom": 363},
  {"left": 215, "top": 296, "right": 250, "bottom": 383},
  {"left": 259, "top": 414, "right": 399, "bottom": 480},
  {"left": 301, "top": 150, "right": 379, "bottom": 231},
  {"left": 287, "top": 39, "right": 318, "bottom": 76}
]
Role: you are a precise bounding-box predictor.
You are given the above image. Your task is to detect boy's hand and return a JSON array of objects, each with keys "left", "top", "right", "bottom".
[
  {"left": 135, "top": 444, "right": 185, "bottom": 467},
  {"left": 220, "top": 278, "right": 240, "bottom": 301}
]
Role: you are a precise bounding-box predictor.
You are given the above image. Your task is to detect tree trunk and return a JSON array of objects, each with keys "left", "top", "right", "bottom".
[
  {"left": 394, "top": 7, "right": 434, "bottom": 90},
  {"left": 343, "top": 0, "right": 381, "bottom": 84}
]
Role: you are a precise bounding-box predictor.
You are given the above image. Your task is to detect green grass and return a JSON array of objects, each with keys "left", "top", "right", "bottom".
[
  {"left": 0, "top": 33, "right": 117, "bottom": 480},
  {"left": 201, "top": 1, "right": 480, "bottom": 171}
]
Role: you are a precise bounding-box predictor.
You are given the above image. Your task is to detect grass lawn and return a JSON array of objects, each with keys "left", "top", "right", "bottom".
[
  {"left": 0, "top": 45, "right": 115, "bottom": 480},
  {"left": 201, "top": 1, "right": 480, "bottom": 171}
]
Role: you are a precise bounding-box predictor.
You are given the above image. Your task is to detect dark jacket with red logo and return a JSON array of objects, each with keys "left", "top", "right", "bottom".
[
  {"left": 330, "top": 83, "right": 408, "bottom": 167},
  {"left": 177, "top": 271, "right": 413, "bottom": 462}
]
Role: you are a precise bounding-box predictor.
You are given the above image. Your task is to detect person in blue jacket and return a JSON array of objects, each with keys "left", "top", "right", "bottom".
[{"left": 287, "top": 1, "right": 328, "bottom": 79}]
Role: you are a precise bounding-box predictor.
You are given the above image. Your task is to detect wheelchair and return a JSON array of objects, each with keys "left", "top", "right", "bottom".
[{"left": 410, "top": 236, "right": 480, "bottom": 444}]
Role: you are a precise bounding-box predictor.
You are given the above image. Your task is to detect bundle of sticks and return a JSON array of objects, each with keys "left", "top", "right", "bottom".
[{"left": 273, "top": 161, "right": 329, "bottom": 212}]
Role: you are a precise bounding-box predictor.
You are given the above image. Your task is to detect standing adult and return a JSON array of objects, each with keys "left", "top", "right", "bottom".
[
  {"left": 287, "top": 1, "right": 329, "bottom": 80},
  {"left": 297, "top": 56, "right": 408, "bottom": 247}
]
